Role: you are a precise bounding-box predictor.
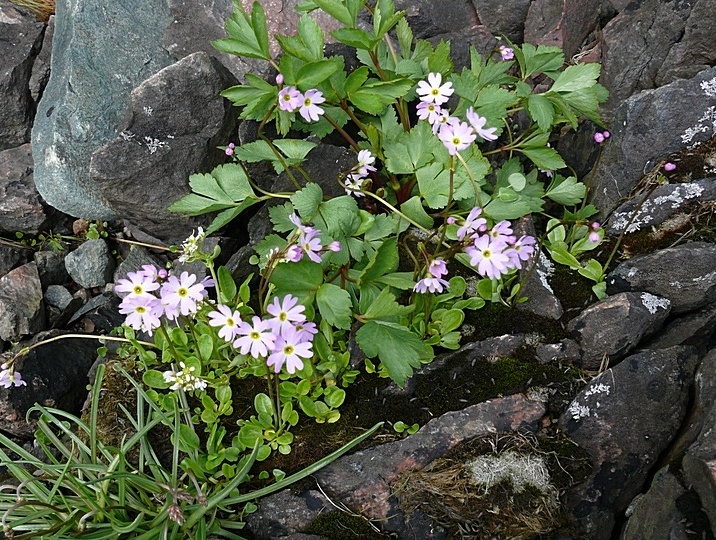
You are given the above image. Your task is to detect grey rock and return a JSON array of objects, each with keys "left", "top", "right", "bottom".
[
  {"left": 0, "top": 144, "right": 60, "bottom": 234},
  {"left": 34, "top": 249, "right": 69, "bottom": 288},
  {"left": 567, "top": 291, "right": 671, "bottom": 370},
  {"left": 44, "top": 284, "right": 73, "bottom": 310},
  {"left": 246, "top": 490, "right": 331, "bottom": 540},
  {"left": 606, "top": 242, "right": 716, "bottom": 314},
  {"left": 643, "top": 301, "right": 716, "bottom": 354},
  {"left": 472, "top": 0, "right": 532, "bottom": 42},
  {"left": 89, "top": 52, "right": 238, "bottom": 242},
  {"left": 535, "top": 338, "right": 581, "bottom": 364},
  {"left": 28, "top": 14, "right": 54, "bottom": 101},
  {"left": 656, "top": 0, "right": 716, "bottom": 87},
  {"left": 600, "top": 0, "right": 692, "bottom": 113},
  {"left": 560, "top": 346, "right": 699, "bottom": 540},
  {"left": 0, "top": 262, "right": 45, "bottom": 341},
  {"left": 682, "top": 349, "right": 716, "bottom": 533},
  {"left": 31, "top": 0, "right": 174, "bottom": 219},
  {"left": 394, "top": 0, "right": 478, "bottom": 39},
  {"left": 0, "top": 1, "right": 44, "bottom": 150},
  {"left": 516, "top": 249, "right": 564, "bottom": 320},
  {"left": 64, "top": 239, "right": 115, "bottom": 289},
  {"left": 0, "top": 244, "right": 31, "bottom": 278},
  {"left": 606, "top": 178, "right": 716, "bottom": 236},
  {"left": 524, "top": 0, "right": 601, "bottom": 59},
  {"left": 311, "top": 394, "right": 545, "bottom": 538},
  {"left": 67, "top": 293, "right": 123, "bottom": 332},
  {"left": 591, "top": 67, "right": 716, "bottom": 219},
  {"left": 620, "top": 468, "right": 688, "bottom": 540},
  {"left": 0, "top": 330, "right": 101, "bottom": 438}
]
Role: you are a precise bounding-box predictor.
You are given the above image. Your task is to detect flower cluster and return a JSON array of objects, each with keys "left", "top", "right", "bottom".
[
  {"left": 415, "top": 73, "right": 498, "bottom": 155},
  {"left": 277, "top": 77, "right": 325, "bottom": 123},
  {"left": 344, "top": 149, "right": 376, "bottom": 197},
  {"left": 116, "top": 265, "right": 212, "bottom": 335},
  {"left": 163, "top": 361, "right": 208, "bottom": 391},
  {"left": 270, "top": 214, "right": 341, "bottom": 264},
  {"left": 593, "top": 130, "right": 610, "bottom": 144},
  {"left": 208, "top": 294, "right": 315, "bottom": 374},
  {"left": 0, "top": 363, "right": 26, "bottom": 389},
  {"left": 498, "top": 45, "right": 515, "bottom": 61},
  {"left": 414, "top": 258, "right": 449, "bottom": 294},
  {"left": 178, "top": 227, "right": 207, "bottom": 263}
]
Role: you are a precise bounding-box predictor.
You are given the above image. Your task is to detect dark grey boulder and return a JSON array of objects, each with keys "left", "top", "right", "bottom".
[
  {"left": 395, "top": 0, "right": 477, "bottom": 39},
  {"left": 89, "top": 52, "right": 238, "bottom": 242},
  {"left": 0, "top": 244, "right": 31, "bottom": 278},
  {"left": 0, "top": 1, "right": 44, "bottom": 150},
  {"left": 34, "top": 249, "right": 69, "bottom": 289},
  {"left": 0, "top": 262, "right": 45, "bottom": 341},
  {"left": 606, "top": 242, "right": 716, "bottom": 314},
  {"left": 567, "top": 291, "right": 671, "bottom": 370},
  {"left": 600, "top": 0, "right": 693, "bottom": 113},
  {"left": 245, "top": 490, "right": 331, "bottom": 540},
  {"left": 656, "top": 0, "right": 716, "bottom": 87},
  {"left": 591, "top": 67, "right": 716, "bottom": 219},
  {"left": 31, "top": 0, "right": 175, "bottom": 219},
  {"left": 644, "top": 301, "right": 716, "bottom": 354},
  {"left": 606, "top": 178, "right": 716, "bottom": 236},
  {"left": 516, "top": 249, "right": 564, "bottom": 320},
  {"left": 44, "top": 284, "right": 73, "bottom": 310},
  {"left": 0, "top": 330, "right": 101, "bottom": 438},
  {"left": 524, "top": 0, "right": 601, "bottom": 59},
  {"left": 473, "top": 0, "right": 532, "bottom": 43},
  {"left": 560, "top": 346, "right": 699, "bottom": 540},
  {"left": 28, "top": 14, "right": 54, "bottom": 102},
  {"left": 64, "top": 239, "right": 115, "bottom": 289},
  {"left": 0, "top": 144, "right": 61, "bottom": 234},
  {"left": 619, "top": 467, "right": 689, "bottom": 540}
]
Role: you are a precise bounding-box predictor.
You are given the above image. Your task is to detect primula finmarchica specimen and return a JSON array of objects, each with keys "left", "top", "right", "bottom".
[
  {"left": 416, "top": 72, "right": 454, "bottom": 105},
  {"left": 0, "top": 364, "right": 26, "bottom": 388}
]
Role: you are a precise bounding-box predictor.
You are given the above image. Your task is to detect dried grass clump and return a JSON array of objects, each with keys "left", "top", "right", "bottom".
[
  {"left": 394, "top": 432, "right": 585, "bottom": 540},
  {"left": 9, "top": 0, "right": 55, "bottom": 22}
]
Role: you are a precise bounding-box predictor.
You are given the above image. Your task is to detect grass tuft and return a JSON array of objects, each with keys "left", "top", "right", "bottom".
[{"left": 9, "top": 0, "right": 55, "bottom": 22}]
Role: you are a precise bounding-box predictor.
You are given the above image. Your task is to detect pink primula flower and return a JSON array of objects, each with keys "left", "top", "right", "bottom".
[
  {"left": 278, "top": 86, "right": 302, "bottom": 112},
  {"left": 466, "top": 107, "right": 498, "bottom": 141},
  {"left": 267, "top": 294, "right": 306, "bottom": 336},
  {"left": 416, "top": 72, "right": 454, "bottom": 105},
  {"left": 465, "top": 235, "right": 511, "bottom": 279},
  {"left": 160, "top": 272, "right": 206, "bottom": 317},
  {"left": 438, "top": 120, "right": 476, "bottom": 155},
  {"left": 267, "top": 327, "right": 313, "bottom": 374},
  {"left": 233, "top": 316, "right": 276, "bottom": 358},
  {"left": 207, "top": 304, "right": 243, "bottom": 342},
  {"left": 299, "top": 89, "right": 325, "bottom": 122}
]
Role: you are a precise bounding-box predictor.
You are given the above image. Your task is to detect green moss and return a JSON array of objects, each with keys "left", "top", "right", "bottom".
[{"left": 304, "top": 510, "right": 387, "bottom": 539}]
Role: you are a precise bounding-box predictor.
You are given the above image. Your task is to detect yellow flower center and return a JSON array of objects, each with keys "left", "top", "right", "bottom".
[
  {"left": 283, "top": 345, "right": 295, "bottom": 355},
  {"left": 177, "top": 287, "right": 188, "bottom": 298},
  {"left": 133, "top": 285, "right": 143, "bottom": 294},
  {"left": 135, "top": 306, "right": 146, "bottom": 314},
  {"left": 279, "top": 312, "right": 287, "bottom": 322},
  {"left": 226, "top": 318, "right": 235, "bottom": 327},
  {"left": 250, "top": 331, "right": 260, "bottom": 340}
]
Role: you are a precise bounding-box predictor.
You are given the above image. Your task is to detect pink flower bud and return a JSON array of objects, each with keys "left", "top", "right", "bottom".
[
  {"left": 591, "top": 222, "right": 600, "bottom": 230},
  {"left": 602, "top": 130, "right": 610, "bottom": 139},
  {"left": 594, "top": 132, "right": 605, "bottom": 144},
  {"left": 589, "top": 231, "right": 600, "bottom": 243},
  {"left": 664, "top": 162, "right": 676, "bottom": 172},
  {"left": 446, "top": 216, "right": 456, "bottom": 225},
  {"left": 328, "top": 241, "right": 341, "bottom": 252},
  {"left": 225, "top": 147, "right": 234, "bottom": 156},
  {"left": 276, "top": 73, "right": 284, "bottom": 85}
]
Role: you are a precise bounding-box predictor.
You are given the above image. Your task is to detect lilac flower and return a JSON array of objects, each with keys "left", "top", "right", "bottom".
[
  {"left": 506, "top": 235, "right": 536, "bottom": 268},
  {"left": 456, "top": 207, "right": 487, "bottom": 241},
  {"left": 594, "top": 132, "right": 605, "bottom": 143},
  {"left": 207, "top": 304, "right": 243, "bottom": 342},
  {"left": 344, "top": 173, "right": 366, "bottom": 197},
  {"left": 278, "top": 86, "right": 302, "bottom": 112},
  {"left": 327, "top": 241, "right": 342, "bottom": 252},
  {"left": 115, "top": 270, "right": 160, "bottom": 298},
  {"left": 299, "top": 89, "right": 325, "bottom": 122},
  {"left": 664, "top": 162, "right": 676, "bottom": 172},
  {"left": 225, "top": 142, "right": 235, "bottom": 156},
  {"left": 466, "top": 108, "right": 498, "bottom": 141},
  {"left": 356, "top": 149, "right": 377, "bottom": 176},
  {"left": 267, "top": 327, "right": 313, "bottom": 374},
  {"left": 428, "top": 258, "right": 448, "bottom": 279},
  {"left": 416, "top": 72, "right": 454, "bottom": 105},
  {"left": 465, "top": 235, "right": 511, "bottom": 279},
  {"left": 299, "top": 228, "right": 323, "bottom": 263},
  {"left": 0, "top": 365, "right": 26, "bottom": 388},
  {"left": 160, "top": 272, "right": 206, "bottom": 317},
  {"left": 588, "top": 222, "right": 602, "bottom": 243},
  {"left": 489, "top": 220, "right": 516, "bottom": 246},
  {"left": 267, "top": 294, "right": 306, "bottom": 335},
  {"left": 286, "top": 244, "right": 304, "bottom": 262},
  {"left": 119, "top": 295, "right": 162, "bottom": 335},
  {"left": 416, "top": 101, "right": 443, "bottom": 125},
  {"left": 138, "top": 264, "right": 167, "bottom": 281},
  {"left": 233, "top": 316, "right": 276, "bottom": 358},
  {"left": 294, "top": 320, "right": 318, "bottom": 341},
  {"left": 499, "top": 45, "right": 514, "bottom": 61},
  {"left": 414, "top": 276, "right": 449, "bottom": 294},
  {"left": 432, "top": 110, "right": 452, "bottom": 134},
  {"left": 438, "top": 120, "right": 476, "bottom": 155}
]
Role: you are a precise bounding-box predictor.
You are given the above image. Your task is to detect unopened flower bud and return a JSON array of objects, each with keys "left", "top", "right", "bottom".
[
  {"left": 602, "top": 130, "right": 610, "bottom": 139},
  {"left": 276, "top": 73, "right": 284, "bottom": 85},
  {"left": 328, "top": 241, "right": 341, "bottom": 252},
  {"left": 594, "top": 132, "right": 605, "bottom": 144},
  {"left": 664, "top": 162, "right": 676, "bottom": 172}
]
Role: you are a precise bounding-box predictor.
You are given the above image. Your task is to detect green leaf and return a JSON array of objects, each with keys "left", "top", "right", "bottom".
[
  {"left": 527, "top": 94, "right": 555, "bottom": 132},
  {"left": 178, "top": 424, "right": 201, "bottom": 451},
  {"left": 578, "top": 259, "right": 604, "bottom": 282},
  {"left": 374, "top": 272, "right": 416, "bottom": 290},
  {"left": 332, "top": 28, "right": 378, "bottom": 50},
  {"left": 273, "top": 139, "right": 317, "bottom": 162},
  {"left": 384, "top": 121, "right": 439, "bottom": 175},
  {"left": 344, "top": 66, "right": 369, "bottom": 94},
  {"left": 316, "top": 283, "right": 352, "bottom": 330},
  {"left": 269, "top": 202, "right": 297, "bottom": 233},
  {"left": 291, "top": 183, "right": 324, "bottom": 221},
  {"left": 548, "top": 244, "right": 581, "bottom": 269},
  {"left": 197, "top": 333, "right": 214, "bottom": 361},
  {"left": 296, "top": 60, "right": 340, "bottom": 89},
  {"left": 211, "top": 163, "right": 255, "bottom": 201},
  {"left": 168, "top": 193, "right": 230, "bottom": 216},
  {"left": 545, "top": 176, "right": 586, "bottom": 205},
  {"left": 400, "top": 196, "right": 434, "bottom": 229},
  {"left": 362, "top": 287, "right": 414, "bottom": 320},
  {"left": 396, "top": 16, "right": 413, "bottom": 57},
  {"left": 206, "top": 198, "right": 261, "bottom": 235},
  {"left": 355, "top": 320, "right": 433, "bottom": 387},
  {"left": 254, "top": 393, "right": 273, "bottom": 416},
  {"left": 312, "top": 0, "right": 353, "bottom": 25},
  {"left": 269, "top": 259, "right": 324, "bottom": 305},
  {"left": 314, "top": 195, "right": 362, "bottom": 239},
  {"left": 212, "top": 2, "right": 271, "bottom": 60},
  {"left": 142, "top": 369, "right": 170, "bottom": 389},
  {"left": 507, "top": 172, "right": 527, "bottom": 192},
  {"left": 358, "top": 237, "right": 398, "bottom": 284},
  {"left": 324, "top": 386, "right": 346, "bottom": 408},
  {"left": 417, "top": 163, "right": 449, "bottom": 209},
  {"left": 521, "top": 146, "right": 567, "bottom": 171},
  {"left": 350, "top": 79, "right": 414, "bottom": 114},
  {"left": 427, "top": 40, "right": 452, "bottom": 74},
  {"left": 549, "top": 63, "right": 601, "bottom": 94}
]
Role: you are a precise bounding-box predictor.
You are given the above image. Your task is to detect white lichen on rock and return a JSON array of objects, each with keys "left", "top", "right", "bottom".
[
  {"left": 701, "top": 76, "right": 716, "bottom": 97},
  {"left": 537, "top": 251, "right": 555, "bottom": 293},
  {"left": 567, "top": 401, "right": 591, "bottom": 420},
  {"left": 641, "top": 292, "right": 670, "bottom": 314},
  {"left": 610, "top": 183, "right": 704, "bottom": 233},
  {"left": 467, "top": 451, "right": 555, "bottom": 500}
]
